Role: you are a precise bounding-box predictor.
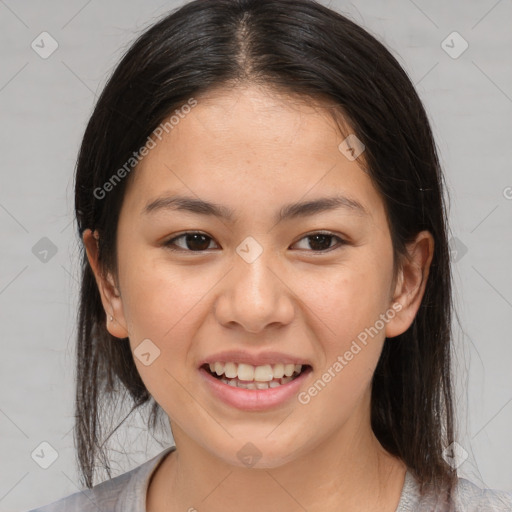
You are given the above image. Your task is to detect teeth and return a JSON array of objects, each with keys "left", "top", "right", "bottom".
[
  {"left": 224, "top": 362, "right": 237, "bottom": 379},
  {"left": 253, "top": 364, "right": 274, "bottom": 382},
  {"left": 273, "top": 363, "right": 285, "bottom": 379},
  {"left": 237, "top": 363, "right": 254, "bottom": 381},
  {"left": 284, "top": 364, "right": 295, "bottom": 377},
  {"left": 205, "top": 361, "right": 305, "bottom": 385},
  {"left": 217, "top": 376, "right": 295, "bottom": 389}
]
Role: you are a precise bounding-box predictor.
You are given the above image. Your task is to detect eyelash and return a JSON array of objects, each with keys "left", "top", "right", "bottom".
[{"left": 162, "top": 231, "right": 347, "bottom": 254}]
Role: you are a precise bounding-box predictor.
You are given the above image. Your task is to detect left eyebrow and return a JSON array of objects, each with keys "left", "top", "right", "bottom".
[
  {"left": 278, "top": 195, "right": 369, "bottom": 221},
  {"left": 142, "top": 194, "right": 369, "bottom": 223}
]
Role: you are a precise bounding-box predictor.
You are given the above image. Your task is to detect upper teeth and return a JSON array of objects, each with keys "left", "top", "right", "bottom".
[{"left": 208, "top": 362, "right": 303, "bottom": 382}]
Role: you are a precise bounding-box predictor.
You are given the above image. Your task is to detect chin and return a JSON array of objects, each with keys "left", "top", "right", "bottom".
[{"left": 208, "top": 435, "right": 304, "bottom": 470}]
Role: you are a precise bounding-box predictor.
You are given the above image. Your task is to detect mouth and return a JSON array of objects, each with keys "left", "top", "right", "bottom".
[{"left": 200, "top": 361, "right": 312, "bottom": 390}]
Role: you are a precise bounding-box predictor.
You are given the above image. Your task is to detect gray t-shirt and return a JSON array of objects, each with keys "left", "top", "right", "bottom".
[{"left": 27, "top": 446, "right": 512, "bottom": 511}]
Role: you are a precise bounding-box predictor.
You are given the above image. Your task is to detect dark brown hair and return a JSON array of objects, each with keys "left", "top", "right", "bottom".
[{"left": 73, "top": 0, "right": 456, "bottom": 496}]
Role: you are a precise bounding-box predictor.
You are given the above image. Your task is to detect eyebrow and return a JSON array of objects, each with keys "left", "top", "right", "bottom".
[{"left": 142, "top": 194, "right": 368, "bottom": 223}]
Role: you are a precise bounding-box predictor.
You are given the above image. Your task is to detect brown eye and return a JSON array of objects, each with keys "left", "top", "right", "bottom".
[
  {"left": 292, "top": 232, "right": 346, "bottom": 252},
  {"left": 163, "top": 231, "right": 346, "bottom": 254},
  {"left": 164, "top": 233, "right": 218, "bottom": 252}
]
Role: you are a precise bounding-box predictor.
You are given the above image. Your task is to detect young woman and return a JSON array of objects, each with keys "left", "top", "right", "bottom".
[{"left": 28, "top": 0, "right": 512, "bottom": 510}]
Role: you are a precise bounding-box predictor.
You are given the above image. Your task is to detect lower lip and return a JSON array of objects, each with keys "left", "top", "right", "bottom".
[{"left": 199, "top": 366, "right": 312, "bottom": 411}]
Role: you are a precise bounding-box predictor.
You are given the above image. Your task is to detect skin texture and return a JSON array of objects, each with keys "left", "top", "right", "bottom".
[{"left": 83, "top": 84, "right": 434, "bottom": 511}]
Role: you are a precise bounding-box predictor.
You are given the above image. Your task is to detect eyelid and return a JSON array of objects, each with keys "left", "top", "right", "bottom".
[
  {"left": 163, "top": 231, "right": 219, "bottom": 252},
  {"left": 290, "top": 230, "right": 347, "bottom": 252},
  {"left": 163, "top": 230, "right": 347, "bottom": 253}
]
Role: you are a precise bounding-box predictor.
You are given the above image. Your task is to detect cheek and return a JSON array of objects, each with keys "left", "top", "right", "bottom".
[
  {"left": 305, "top": 253, "right": 393, "bottom": 349},
  {"left": 119, "top": 251, "right": 217, "bottom": 341},
  {"left": 298, "top": 264, "right": 391, "bottom": 421},
  {"left": 118, "top": 255, "right": 214, "bottom": 414}
]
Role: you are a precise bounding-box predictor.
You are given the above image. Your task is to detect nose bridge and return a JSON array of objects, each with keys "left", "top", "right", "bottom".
[
  {"left": 215, "top": 237, "right": 294, "bottom": 332},
  {"left": 236, "top": 249, "right": 275, "bottom": 306}
]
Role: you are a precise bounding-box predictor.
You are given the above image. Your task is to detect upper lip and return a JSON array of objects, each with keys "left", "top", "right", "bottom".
[{"left": 198, "top": 350, "right": 312, "bottom": 368}]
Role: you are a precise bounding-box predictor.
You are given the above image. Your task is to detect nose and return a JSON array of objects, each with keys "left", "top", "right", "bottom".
[{"left": 213, "top": 249, "right": 295, "bottom": 334}]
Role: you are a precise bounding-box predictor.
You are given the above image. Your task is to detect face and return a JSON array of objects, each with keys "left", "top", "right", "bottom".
[{"left": 86, "top": 84, "right": 432, "bottom": 469}]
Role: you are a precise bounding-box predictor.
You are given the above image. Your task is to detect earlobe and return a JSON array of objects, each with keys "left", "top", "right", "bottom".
[
  {"left": 385, "top": 231, "right": 434, "bottom": 339},
  {"left": 82, "top": 229, "right": 130, "bottom": 339}
]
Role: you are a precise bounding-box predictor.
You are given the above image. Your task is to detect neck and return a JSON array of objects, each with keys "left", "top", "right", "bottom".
[{"left": 147, "top": 420, "right": 407, "bottom": 512}]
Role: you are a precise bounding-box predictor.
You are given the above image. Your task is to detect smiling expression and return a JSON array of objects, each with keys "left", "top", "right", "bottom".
[{"left": 88, "top": 83, "right": 425, "bottom": 468}]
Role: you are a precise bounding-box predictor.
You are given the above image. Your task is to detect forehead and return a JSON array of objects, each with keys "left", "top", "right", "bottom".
[{"left": 122, "top": 85, "right": 383, "bottom": 222}]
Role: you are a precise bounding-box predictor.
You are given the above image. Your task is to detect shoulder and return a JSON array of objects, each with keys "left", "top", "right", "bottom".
[
  {"left": 453, "top": 477, "right": 512, "bottom": 511},
  {"left": 26, "top": 446, "right": 176, "bottom": 512},
  {"left": 397, "top": 470, "right": 512, "bottom": 511}
]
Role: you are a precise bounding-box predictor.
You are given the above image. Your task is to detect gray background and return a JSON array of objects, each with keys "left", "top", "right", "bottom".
[{"left": 1, "top": 0, "right": 511, "bottom": 510}]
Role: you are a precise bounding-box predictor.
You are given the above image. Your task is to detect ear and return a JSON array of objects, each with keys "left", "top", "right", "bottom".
[
  {"left": 385, "top": 230, "right": 434, "bottom": 338},
  {"left": 82, "top": 228, "right": 129, "bottom": 339}
]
